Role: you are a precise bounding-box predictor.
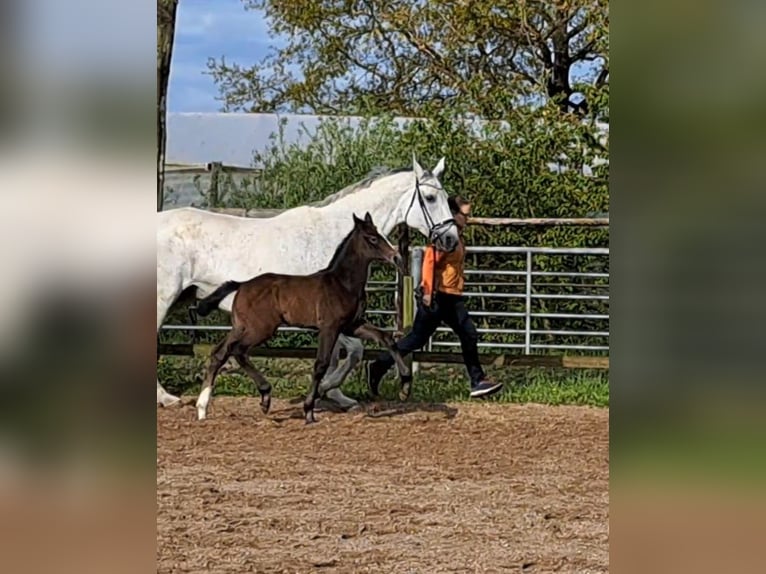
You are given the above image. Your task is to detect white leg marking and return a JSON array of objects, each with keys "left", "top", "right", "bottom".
[
  {"left": 157, "top": 281, "right": 183, "bottom": 407},
  {"left": 196, "top": 387, "right": 212, "bottom": 420}
]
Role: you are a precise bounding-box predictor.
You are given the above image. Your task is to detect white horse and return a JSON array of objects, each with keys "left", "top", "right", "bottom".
[{"left": 156, "top": 155, "right": 458, "bottom": 410}]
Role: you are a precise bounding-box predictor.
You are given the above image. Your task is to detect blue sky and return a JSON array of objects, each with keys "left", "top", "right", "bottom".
[
  {"left": 168, "top": 0, "right": 274, "bottom": 112},
  {"left": 168, "top": 0, "right": 604, "bottom": 114}
]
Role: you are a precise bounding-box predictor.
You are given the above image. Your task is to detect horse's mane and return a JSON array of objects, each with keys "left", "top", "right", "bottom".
[
  {"left": 309, "top": 165, "right": 416, "bottom": 208},
  {"left": 224, "top": 165, "right": 423, "bottom": 220}
]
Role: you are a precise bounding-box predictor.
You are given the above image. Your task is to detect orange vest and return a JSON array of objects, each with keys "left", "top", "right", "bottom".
[{"left": 421, "top": 240, "right": 466, "bottom": 297}]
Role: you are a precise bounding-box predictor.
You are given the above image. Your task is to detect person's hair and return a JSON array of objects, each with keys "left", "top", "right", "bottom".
[{"left": 448, "top": 195, "right": 470, "bottom": 215}]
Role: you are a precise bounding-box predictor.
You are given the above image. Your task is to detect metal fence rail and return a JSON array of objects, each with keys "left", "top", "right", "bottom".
[
  {"left": 411, "top": 246, "right": 609, "bottom": 355},
  {"left": 160, "top": 245, "right": 609, "bottom": 356}
]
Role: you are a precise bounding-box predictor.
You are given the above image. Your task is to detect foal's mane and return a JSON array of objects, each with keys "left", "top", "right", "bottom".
[
  {"left": 310, "top": 165, "right": 418, "bottom": 208},
  {"left": 324, "top": 224, "right": 359, "bottom": 270}
]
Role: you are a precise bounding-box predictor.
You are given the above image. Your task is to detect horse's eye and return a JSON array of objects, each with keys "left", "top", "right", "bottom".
[
  {"left": 425, "top": 195, "right": 436, "bottom": 203},
  {"left": 368, "top": 236, "right": 379, "bottom": 244}
]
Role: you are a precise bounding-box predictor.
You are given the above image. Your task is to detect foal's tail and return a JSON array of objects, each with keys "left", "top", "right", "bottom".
[{"left": 193, "top": 281, "right": 242, "bottom": 317}]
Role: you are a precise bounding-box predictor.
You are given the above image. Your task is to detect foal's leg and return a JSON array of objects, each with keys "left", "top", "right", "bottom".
[
  {"left": 305, "top": 329, "right": 340, "bottom": 424},
  {"left": 353, "top": 323, "right": 413, "bottom": 401},
  {"left": 196, "top": 333, "right": 237, "bottom": 420},
  {"left": 319, "top": 334, "right": 364, "bottom": 410},
  {"left": 233, "top": 351, "right": 272, "bottom": 414}
]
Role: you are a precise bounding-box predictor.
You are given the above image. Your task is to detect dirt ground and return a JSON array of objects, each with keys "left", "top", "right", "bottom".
[{"left": 157, "top": 397, "right": 609, "bottom": 573}]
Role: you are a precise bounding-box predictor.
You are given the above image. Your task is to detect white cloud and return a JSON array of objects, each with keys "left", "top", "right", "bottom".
[
  {"left": 170, "top": 0, "right": 277, "bottom": 111},
  {"left": 176, "top": 0, "right": 271, "bottom": 43},
  {"left": 176, "top": 10, "right": 216, "bottom": 39}
]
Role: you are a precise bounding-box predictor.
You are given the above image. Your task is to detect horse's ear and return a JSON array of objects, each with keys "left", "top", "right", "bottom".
[
  {"left": 412, "top": 151, "right": 425, "bottom": 180},
  {"left": 352, "top": 213, "right": 362, "bottom": 226},
  {"left": 364, "top": 212, "right": 373, "bottom": 224},
  {"left": 432, "top": 157, "right": 446, "bottom": 179}
]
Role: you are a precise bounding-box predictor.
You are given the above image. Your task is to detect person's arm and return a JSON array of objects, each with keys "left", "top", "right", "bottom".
[{"left": 421, "top": 246, "right": 442, "bottom": 305}]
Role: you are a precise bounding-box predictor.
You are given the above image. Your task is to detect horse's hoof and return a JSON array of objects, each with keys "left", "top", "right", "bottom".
[
  {"left": 260, "top": 394, "right": 271, "bottom": 414},
  {"left": 346, "top": 403, "right": 362, "bottom": 413},
  {"left": 304, "top": 409, "right": 317, "bottom": 425},
  {"left": 158, "top": 395, "right": 181, "bottom": 408}
]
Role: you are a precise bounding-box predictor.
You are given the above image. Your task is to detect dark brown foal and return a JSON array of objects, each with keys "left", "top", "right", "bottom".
[{"left": 192, "top": 212, "right": 411, "bottom": 423}]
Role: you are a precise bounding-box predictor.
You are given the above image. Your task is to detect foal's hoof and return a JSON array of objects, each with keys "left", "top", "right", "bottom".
[
  {"left": 304, "top": 410, "right": 318, "bottom": 425},
  {"left": 260, "top": 394, "right": 271, "bottom": 414}
]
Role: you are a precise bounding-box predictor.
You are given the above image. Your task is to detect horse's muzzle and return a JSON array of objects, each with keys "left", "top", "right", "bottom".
[{"left": 431, "top": 220, "right": 459, "bottom": 253}]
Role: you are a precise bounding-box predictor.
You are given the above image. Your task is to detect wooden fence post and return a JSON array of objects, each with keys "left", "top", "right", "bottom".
[
  {"left": 402, "top": 276, "right": 414, "bottom": 330},
  {"left": 396, "top": 224, "right": 413, "bottom": 375},
  {"left": 395, "top": 224, "right": 410, "bottom": 333},
  {"left": 207, "top": 161, "right": 223, "bottom": 207},
  {"left": 409, "top": 246, "right": 424, "bottom": 376}
]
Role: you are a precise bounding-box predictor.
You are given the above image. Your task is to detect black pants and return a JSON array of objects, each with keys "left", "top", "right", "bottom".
[{"left": 372, "top": 292, "right": 486, "bottom": 385}]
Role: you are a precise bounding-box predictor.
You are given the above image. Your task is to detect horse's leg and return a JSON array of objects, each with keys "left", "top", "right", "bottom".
[
  {"left": 352, "top": 323, "right": 413, "bottom": 401},
  {"left": 156, "top": 386, "right": 178, "bottom": 407},
  {"left": 320, "top": 334, "right": 363, "bottom": 410},
  {"left": 305, "top": 329, "right": 339, "bottom": 424},
  {"left": 156, "top": 275, "right": 185, "bottom": 407},
  {"left": 233, "top": 351, "right": 272, "bottom": 415},
  {"left": 318, "top": 337, "right": 343, "bottom": 395},
  {"left": 196, "top": 332, "right": 238, "bottom": 420}
]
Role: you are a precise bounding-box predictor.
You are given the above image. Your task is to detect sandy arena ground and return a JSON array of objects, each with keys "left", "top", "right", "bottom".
[{"left": 158, "top": 397, "right": 609, "bottom": 573}]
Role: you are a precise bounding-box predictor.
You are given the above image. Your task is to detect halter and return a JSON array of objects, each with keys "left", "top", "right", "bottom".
[{"left": 404, "top": 178, "right": 457, "bottom": 244}]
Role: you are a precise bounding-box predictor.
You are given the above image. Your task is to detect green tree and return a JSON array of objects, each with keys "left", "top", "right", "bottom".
[{"left": 208, "top": 0, "right": 608, "bottom": 120}]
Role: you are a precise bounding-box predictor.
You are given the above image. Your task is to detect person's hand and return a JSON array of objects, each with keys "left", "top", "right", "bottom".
[{"left": 422, "top": 293, "right": 432, "bottom": 307}]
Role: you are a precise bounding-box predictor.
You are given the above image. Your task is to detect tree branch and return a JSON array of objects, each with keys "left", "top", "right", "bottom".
[
  {"left": 595, "top": 66, "right": 609, "bottom": 87},
  {"left": 566, "top": 19, "right": 589, "bottom": 41},
  {"left": 572, "top": 40, "right": 598, "bottom": 62}
]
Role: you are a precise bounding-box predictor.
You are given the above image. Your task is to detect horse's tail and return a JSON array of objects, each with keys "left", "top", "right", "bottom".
[{"left": 193, "top": 281, "right": 242, "bottom": 317}]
